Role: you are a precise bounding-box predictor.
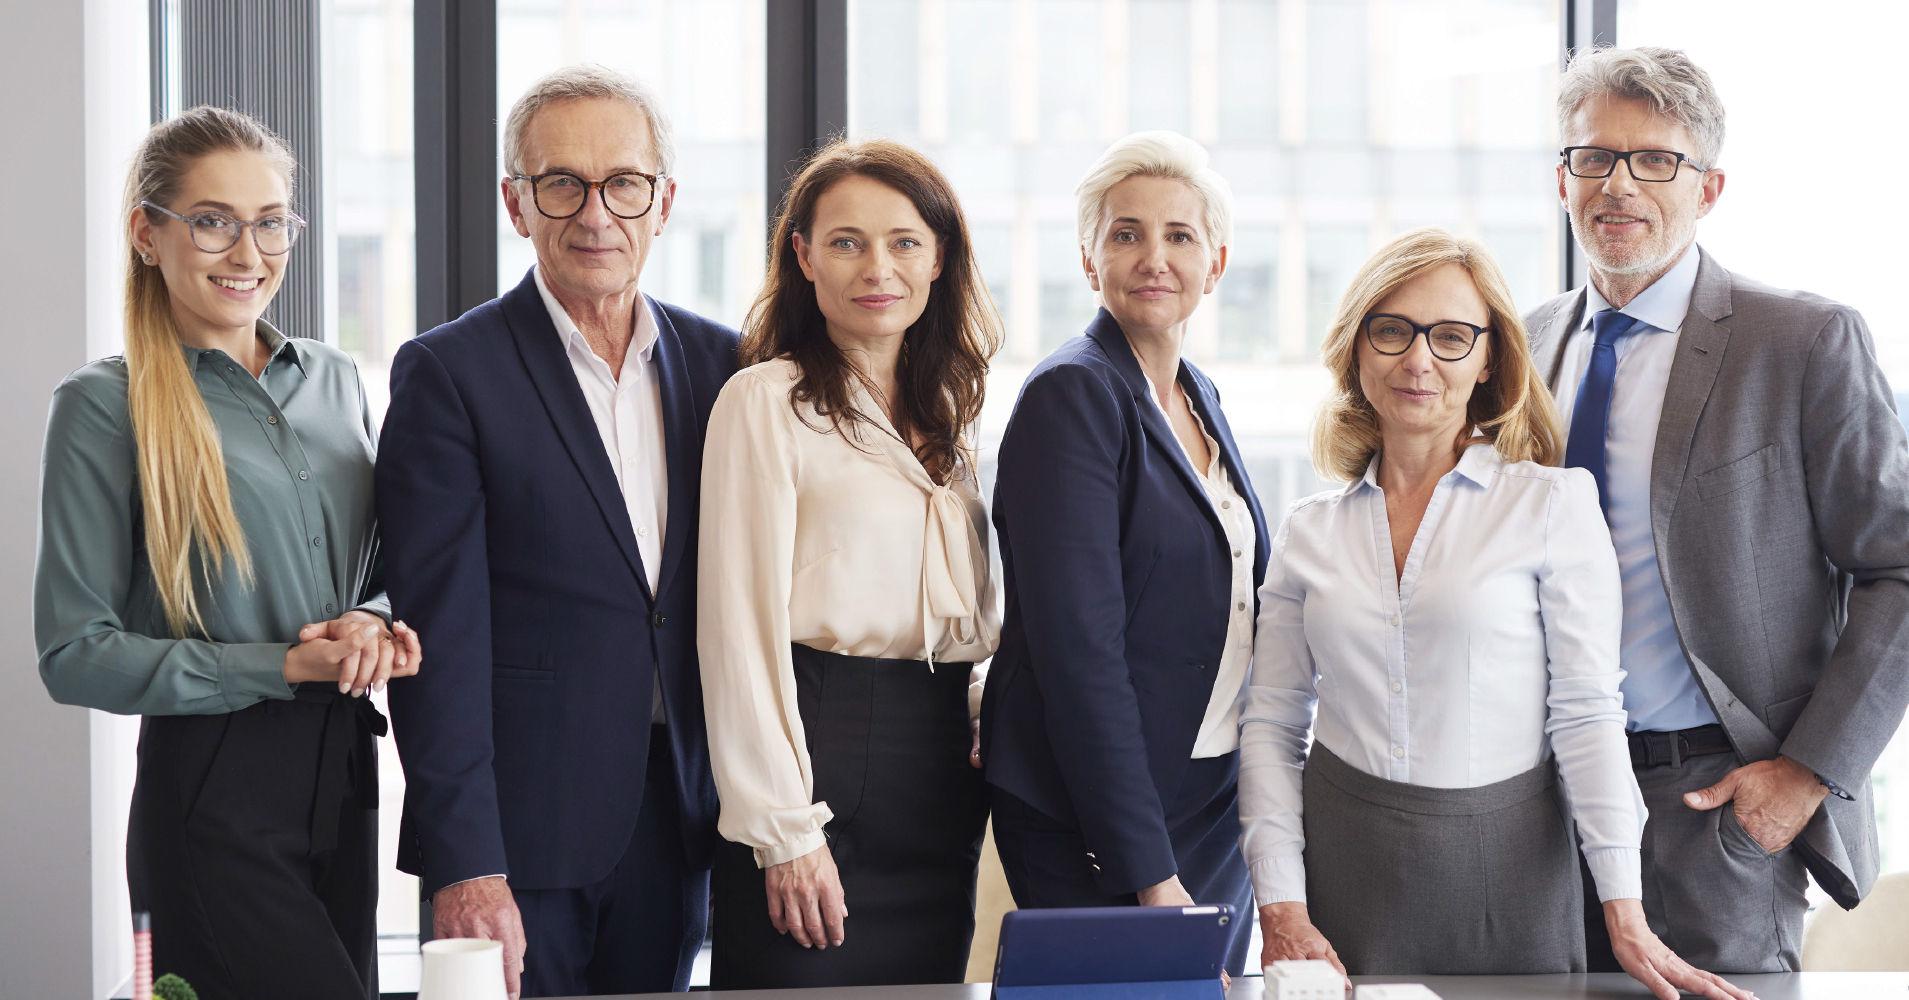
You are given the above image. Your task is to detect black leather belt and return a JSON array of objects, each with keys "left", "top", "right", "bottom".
[{"left": 1628, "top": 723, "right": 1733, "bottom": 768}]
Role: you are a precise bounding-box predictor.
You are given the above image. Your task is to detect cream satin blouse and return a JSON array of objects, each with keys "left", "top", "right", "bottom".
[{"left": 697, "top": 359, "right": 1000, "bottom": 867}]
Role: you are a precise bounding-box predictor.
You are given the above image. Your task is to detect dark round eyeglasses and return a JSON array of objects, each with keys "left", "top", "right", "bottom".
[
  {"left": 140, "top": 200, "right": 306, "bottom": 255},
  {"left": 1561, "top": 146, "right": 1709, "bottom": 183},
  {"left": 1362, "top": 313, "right": 1487, "bottom": 362},
  {"left": 510, "top": 170, "right": 663, "bottom": 220}
]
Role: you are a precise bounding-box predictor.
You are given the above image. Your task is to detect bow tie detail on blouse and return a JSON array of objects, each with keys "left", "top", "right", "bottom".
[{"left": 865, "top": 419, "right": 993, "bottom": 666}]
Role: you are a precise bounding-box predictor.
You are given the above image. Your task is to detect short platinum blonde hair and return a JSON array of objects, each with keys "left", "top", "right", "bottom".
[
  {"left": 1558, "top": 46, "right": 1725, "bottom": 168},
  {"left": 1312, "top": 227, "right": 1563, "bottom": 482},
  {"left": 503, "top": 64, "right": 676, "bottom": 176},
  {"left": 1075, "top": 131, "right": 1234, "bottom": 250}
]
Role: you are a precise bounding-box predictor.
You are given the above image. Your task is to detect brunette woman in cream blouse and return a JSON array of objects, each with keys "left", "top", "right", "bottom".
[{"left": 698, "top": 139, "right": 1001, "bottom": 989}]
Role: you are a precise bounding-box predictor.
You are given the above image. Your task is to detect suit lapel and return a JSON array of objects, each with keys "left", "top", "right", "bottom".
[
  {"left": 650, "top": 297, "right": 699, "bottom": 604},
  {"left": 1648, "top": 249, "right": 1734, "bottom": 550},
  {"left": 1085, "top": 311, "right": 1226, "bottom": 539},
  {"left": 503, "top": 271, "right": 653, "bottom": 602},
  {"left": 1532, "top": 288, "right": 1586, "bottom": 393}
]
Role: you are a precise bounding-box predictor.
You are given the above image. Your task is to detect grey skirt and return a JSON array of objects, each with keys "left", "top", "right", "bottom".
[{"left": 1302, "top": 742, "right": 1585, "bottom": 975}]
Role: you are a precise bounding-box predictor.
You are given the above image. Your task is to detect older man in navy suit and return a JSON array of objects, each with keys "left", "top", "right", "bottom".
[{"left": 379, "top": 66, "right": 738, "bottom": 998}]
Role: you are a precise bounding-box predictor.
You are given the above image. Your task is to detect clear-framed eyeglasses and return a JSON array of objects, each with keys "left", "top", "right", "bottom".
[{"left": 140, "top": 200, "right": 307, "bottom": 255}]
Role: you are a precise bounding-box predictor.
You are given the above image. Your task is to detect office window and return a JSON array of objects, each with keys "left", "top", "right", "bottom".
[
  {"left": 1620, "top": 0, "right": 1909, "bottom": 882},
  {"left": 850, "top": 0, "right": 1560, "bottom": 516},
  {"left": 495, "top": 0, "right": 766, "bottom": 328}
]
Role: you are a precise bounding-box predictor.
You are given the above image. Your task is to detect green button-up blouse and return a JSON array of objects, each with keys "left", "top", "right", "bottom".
[{"left": 35, "top": 323, "right": 389, "bottom": 716}]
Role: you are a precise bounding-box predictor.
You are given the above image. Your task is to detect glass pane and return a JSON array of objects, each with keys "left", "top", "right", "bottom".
[
  {"left": 320, "top": 0, "right": 418, "bottom": 983},
  {"left": 850, "top": 0, "right": 1561, "bottom": 525},
  {"left": 496, "top": 0, "right": 767, "bottom": 330},
  {"left": 1618, "top": 0, "right": 1909, "bottom": 881}
]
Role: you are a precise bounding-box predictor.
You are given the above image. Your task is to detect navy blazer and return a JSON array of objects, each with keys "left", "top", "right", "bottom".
[
  {"left": 378, "top": 269, "right": 740, "bottom": 896},
  {"left": 982, "top": 310, "right": 1271, "bottom": 896}
]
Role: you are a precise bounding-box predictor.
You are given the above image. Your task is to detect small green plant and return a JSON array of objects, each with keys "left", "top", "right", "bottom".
[{"left": 152, "top": 973, "right": 199, "bottom": 1000}]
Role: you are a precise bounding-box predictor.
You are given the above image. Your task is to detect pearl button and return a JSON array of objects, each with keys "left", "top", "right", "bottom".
[
  {"left": 1391, "top": 682, "right": 1402, "bottom": 693},
  {"left": 637, "top": 526, "right": 649, "bottom": 536},
  {"left": 1393, "top": 747, "right": 1405, "bottom": 758},
  {"left": 1233, "top": 549, "right": 1242, "bottom": 558},
  {"left": 266, "top": 415, "right": 278, "bottom": 425},
  {"left": 1221, "top": 500, "right": 1231, "bottom": 509},
  {"left": 1389, "top": 615, "right": 1400, "bottom": 626}
]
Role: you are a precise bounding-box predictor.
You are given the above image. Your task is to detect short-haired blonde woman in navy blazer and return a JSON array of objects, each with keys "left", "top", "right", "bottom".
[{"left": 982, "top": 131, "right": 1267, "bottom": 976}]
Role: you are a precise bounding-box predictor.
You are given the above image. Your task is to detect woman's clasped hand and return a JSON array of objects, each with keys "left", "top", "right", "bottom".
[{"left": 286, "top": 611, "right": 422, "bottom": 696}]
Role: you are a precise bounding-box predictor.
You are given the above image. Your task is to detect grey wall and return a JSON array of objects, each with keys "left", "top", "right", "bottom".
[{"left": 0, "top": 0, "right": 101, "bottom": 995}]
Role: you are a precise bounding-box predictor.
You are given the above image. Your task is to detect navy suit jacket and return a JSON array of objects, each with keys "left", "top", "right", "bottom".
[
  {"left": 982, "top": 310, "right": 1270, "bottom": 896},
  {"left": 378, "top": 269, "right": 740, "bottom": 896}
]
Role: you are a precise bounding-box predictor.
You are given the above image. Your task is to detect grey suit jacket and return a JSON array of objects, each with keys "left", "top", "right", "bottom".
[{"left": 1524, "top": 247, "right": 1909, "bottom": 909}]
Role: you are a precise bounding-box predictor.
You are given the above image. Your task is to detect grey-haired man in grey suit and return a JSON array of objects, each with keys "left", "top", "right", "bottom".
[{"left": 1526, "top": 46, "right": 1909, "bottom": 975}]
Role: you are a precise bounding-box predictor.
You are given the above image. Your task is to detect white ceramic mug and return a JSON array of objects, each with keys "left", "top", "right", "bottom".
[{"left": 418, "top": 938, "right": 508, "bottom": 1000}]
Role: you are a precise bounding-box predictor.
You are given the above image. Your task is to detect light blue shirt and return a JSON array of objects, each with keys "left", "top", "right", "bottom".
[{"left": 1555, "top": 244, "right": 1718, "bottom": 733}]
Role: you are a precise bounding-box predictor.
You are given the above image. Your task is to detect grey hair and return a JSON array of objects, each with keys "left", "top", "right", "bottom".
[
  {"left": 1075, "top": 130, "right": 1234, "bottom": 251},
  {"left": 1558, "top": 46, "right": 1726, "bottom": 168},
  {"left": 503, "top": 64, "right": 677, "bottom": 176}
]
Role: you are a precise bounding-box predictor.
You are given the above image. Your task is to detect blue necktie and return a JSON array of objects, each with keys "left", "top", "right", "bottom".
[{"left": 1563, "top": 309, "right": 1642, "bottom": 514}]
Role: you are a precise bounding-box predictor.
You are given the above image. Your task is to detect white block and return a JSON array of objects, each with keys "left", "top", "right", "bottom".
[
  {"left": 1352, "top": 984, "right": 1442, "bottom": 1000},
  {"left": 1265, "top": 959, "right": 1343, "bottom": 1000}
]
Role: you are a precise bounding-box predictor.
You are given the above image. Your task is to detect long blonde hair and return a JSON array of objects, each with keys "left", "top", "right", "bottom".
[
  {"left": 1311, "top": 227, "right": 1562, "bottom": 482},
  {"left": 123, "top": 107, "right": 296, "bottom": 636}
]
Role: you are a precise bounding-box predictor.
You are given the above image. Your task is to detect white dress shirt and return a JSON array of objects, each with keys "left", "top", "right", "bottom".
[
  {"left": 1238, "top": 444, "right": 1645, "bottom": 906},
  {"left": 1145, "top": 375, "right": 1258, "bottom": 758},
  {"left": 1554, "top": 245, "right": 1718, "bottom": 733},
  {"left": 697, "top": 359, "right": 1000, "bottom": 867},
  {"left": 534, "top": 266, "right": 669, "bottom": 724}
]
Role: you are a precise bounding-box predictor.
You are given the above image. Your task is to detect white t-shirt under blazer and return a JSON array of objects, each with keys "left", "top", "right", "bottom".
[
  {"left": 1237, "top": 442, "right": 1646, "bottom": 907},
  {"left": 697, "top": 358, "right": 1000, "bottom": 868}
]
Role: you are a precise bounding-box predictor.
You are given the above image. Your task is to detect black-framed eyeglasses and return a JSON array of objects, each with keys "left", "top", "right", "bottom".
[
  {"left": 509, "top": 170, "right": 664, "bottom": 220},
  {"left": 1561, "top": 146, "right": 1709, "bottom": 183},
  {"left": 1362, "top": 314, "right": 1487, "bottom": 362},
  {"left": 140, "top": 200, "right": 306, "bottom": 254}
]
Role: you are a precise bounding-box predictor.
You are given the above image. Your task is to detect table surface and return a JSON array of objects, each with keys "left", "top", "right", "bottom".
[{"left": 559, "top": 971, "right": 1909, "bottom": 1000}]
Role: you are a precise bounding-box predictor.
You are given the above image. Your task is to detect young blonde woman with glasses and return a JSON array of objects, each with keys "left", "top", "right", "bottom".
[{"left": 35, "top": 106, "right": 420, "bottom": 1000}]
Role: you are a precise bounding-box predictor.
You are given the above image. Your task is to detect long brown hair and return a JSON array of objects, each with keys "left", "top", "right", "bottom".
[
  {"left": 124, "top": 106, "right": 297, "bottom": 635},
  {"left": 742, "top": 139, "right": 1001, "bottom": 484},
  {"left": 1312, "top": 227, "right": 1562, "bottom": 482}
]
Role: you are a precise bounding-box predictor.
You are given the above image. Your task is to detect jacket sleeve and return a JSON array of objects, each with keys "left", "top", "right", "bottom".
[
  {"left": 995, "top": 363, "right": 1176, "bottom": 895},
  {"left": 378, "top": 340, "right": 509, "bottom": 895},
  {"left": 1781, "top": 306, "right": 1909, "bottom": 788},
  {"left": 348, "top": 356, "right": 391, "bottom": 624},
  {"left": 35, "top": 376, "right": 293, "bottom": 715}
]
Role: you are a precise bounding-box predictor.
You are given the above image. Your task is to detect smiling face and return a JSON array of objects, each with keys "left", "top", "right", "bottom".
[
  {"left": 1356, "top": 262, "right": 1494, "bottom": 445},
  {"left": 1084, "top": 174, "right": 1226, "bottom": 337},
  {"left": 1560, "top": 93, "right": 1725, "bottom": 277},
  {"left": 793, "top": 173, "right": 944, "bottom": 353},
  {"left": 129, "top": 149, "right": 292, "bottom": 341},
  {"left": 503, "top": 97, "right": 675, "bottom": 305}
]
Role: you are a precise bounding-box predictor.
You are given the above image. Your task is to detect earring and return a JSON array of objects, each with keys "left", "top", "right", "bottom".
[{"left": 139, "top": 253, "right": 153, "bottom": 264}]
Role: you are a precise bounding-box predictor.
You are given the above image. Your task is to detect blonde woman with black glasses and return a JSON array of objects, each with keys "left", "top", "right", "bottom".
[
  {"left": 1238, "top": 228, "right": 1745, "bottom": 1000},
  {"left": 34, "top": 106, "right": 419, "bottom": 1000}
]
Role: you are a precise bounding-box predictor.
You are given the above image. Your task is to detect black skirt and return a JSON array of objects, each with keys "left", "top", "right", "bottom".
[
  {"left": 710, "top": 644, "right": 990, "bottom": 989},
  {"left": 128, "top": 684, "right": 384, "bottom": 1000}
]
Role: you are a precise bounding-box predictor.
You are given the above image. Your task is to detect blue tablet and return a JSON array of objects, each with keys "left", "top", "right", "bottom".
[{"left": 992, "top": 905, "right": 1235, "bottom": 1000}]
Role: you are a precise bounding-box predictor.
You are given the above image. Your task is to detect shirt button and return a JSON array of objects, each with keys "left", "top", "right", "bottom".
[
  {"left": 1393, "top": 746, "right": 1405, "bottom": 758},
  {"left": 267, "top": 415, "right": 278, "bottom": 425},
  {"left": 1237, "top": 601, "right": 1246, "bottom": 611},
  {"left": 1233, "top": 549, "right": 1242, "bottom": 558},
  {"left": 298, "top": 470, "right": 308, "bottom": 480},
  {"left": 1391, "top": 682, "right": 1402, "bottom": 693},
  {"left": 311, "top": 536, "right": 323, "bottom": 547},
  {"left": 1389, "top": 615, "right": 1400, "bottom": 626},
  {"left": 324, "top": 603, "right": 336, "bottom": 614},
  {"left": 1221, "top": 500, "right": 1231, "bottom": 509},
  {"left": 637, "top": 526, "right": 649, "bottom": 536}
]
